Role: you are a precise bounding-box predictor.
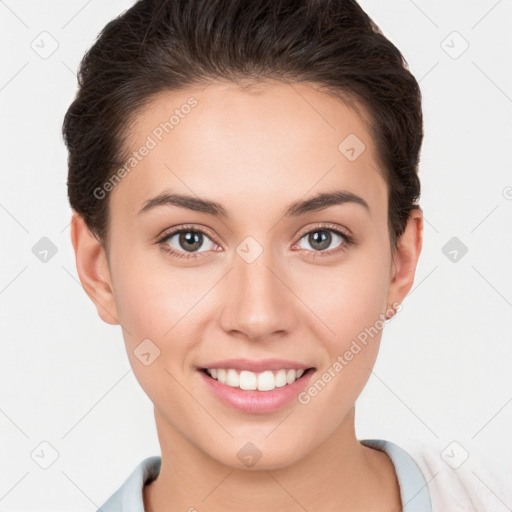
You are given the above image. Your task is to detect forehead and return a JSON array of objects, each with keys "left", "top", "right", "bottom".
[{"left": 109, "top": 80, "right": 387, "bottom": 220}]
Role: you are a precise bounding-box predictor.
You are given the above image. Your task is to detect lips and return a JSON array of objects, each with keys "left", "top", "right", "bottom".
[{"left": 197, "top": 358, "right": 316, "bottom": 413}]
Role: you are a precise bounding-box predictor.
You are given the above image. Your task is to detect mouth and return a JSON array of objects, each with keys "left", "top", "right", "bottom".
[
  {"left": 199, "top": 367, "right": 315, "bottom": 392},
  {"left": 196, "top": 358, "right": 317, "bottom": 413}
]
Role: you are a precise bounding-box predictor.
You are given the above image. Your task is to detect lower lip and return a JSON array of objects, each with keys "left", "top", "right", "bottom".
[{"left": 198, "top": 368, "right": 316, "bottom": 413}]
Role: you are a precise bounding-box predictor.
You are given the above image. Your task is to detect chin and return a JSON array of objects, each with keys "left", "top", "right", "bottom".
[{"left": 207, "top": 438, "right": 308, "bottom": 471}]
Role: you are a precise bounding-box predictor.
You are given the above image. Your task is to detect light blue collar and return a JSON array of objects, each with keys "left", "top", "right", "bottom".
[
  {"left": 98, "top": 439, "right": 431, "bottom": 511},
  {"left": 361, "top": 439, "right": 432, "bottom": 512}
]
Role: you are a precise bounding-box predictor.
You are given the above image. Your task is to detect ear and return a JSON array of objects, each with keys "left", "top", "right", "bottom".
[
  {"left": 70, "top": 211, "right": 120, "bottom": 326},
  {"left": 386, "top": 207, "right": 423, "bottom": 317}
]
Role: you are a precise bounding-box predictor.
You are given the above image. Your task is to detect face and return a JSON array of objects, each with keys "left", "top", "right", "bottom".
[{"left": 73, "top": 80, "right": 422, "bottom": 470}]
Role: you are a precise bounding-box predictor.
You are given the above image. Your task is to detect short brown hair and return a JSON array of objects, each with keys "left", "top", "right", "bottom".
[{"left": 62, "top": 0, "right": 423, "bottom": 250}]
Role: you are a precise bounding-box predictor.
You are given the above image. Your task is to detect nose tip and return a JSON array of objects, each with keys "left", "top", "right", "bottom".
[{"left": 218, "top": 251, "right": 294, "bottom": 342}]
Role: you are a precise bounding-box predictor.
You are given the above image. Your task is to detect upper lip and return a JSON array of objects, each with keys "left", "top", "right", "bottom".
[{"left": 199, "top": 358, "right": 314, "bottom": 372}]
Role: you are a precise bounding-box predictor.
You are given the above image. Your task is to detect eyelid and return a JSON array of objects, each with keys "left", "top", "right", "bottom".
[
  {"left": 156, "top": 223, "right": 219, "bottom": 244},
  {"left": 294, "top": 222, "right": 353, "bottom": 242}
]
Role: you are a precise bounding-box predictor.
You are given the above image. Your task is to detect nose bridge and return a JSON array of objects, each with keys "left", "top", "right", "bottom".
[{"left": 220, "top": 239, "right": 294, "bottom": 340}]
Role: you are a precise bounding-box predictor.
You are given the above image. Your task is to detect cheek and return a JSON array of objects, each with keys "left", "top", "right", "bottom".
[
  {"left": 110, "top": 261, "right": 199, "bottom": 405},
  {"left": 111, "top": 245, "right": 195, "bottom": 336},
  {"left": 294, "top": 259, "right": 390, "bottom": 418},
  {"left": 295, "top": 248, "right": 390, "bottom": 346},
  {"left": 110, "top": 248, "right": 214, "bottom": 381}
]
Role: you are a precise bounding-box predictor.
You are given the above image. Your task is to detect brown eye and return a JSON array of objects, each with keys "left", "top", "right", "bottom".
[
  {"left": 307, "top": 230, "right": 334, "bottom": 251},
  {"left": 176, "top": 231, "right": 204, "bottom": 252},
  {"left": 298, "top": 229, "right": 345, "bottom": 252},
  {"left": 293, "top": 224, "right": 354, "bottom": 259},
  {"left": 158, "top": 226, "right": 218, "bottom": 259}
]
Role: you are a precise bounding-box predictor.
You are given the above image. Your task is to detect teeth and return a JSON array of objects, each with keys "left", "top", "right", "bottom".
[
  {"left": 205, "top": 368, "right": 307, "bottom": 391},
  {"left": 217, "top": 368, "right": 227, "bottom": 384},
  {"left": 240, "top": 370, "right": 257, "bottom": 390},
  {"left": 275, "top": 369, "right": 287, "bottom": 388},
  {"left": 257, "top": 371, "right": 274, "bottom": 391},
  {"left": 226, "top": 369, "right": 240, "bottom": 387}
]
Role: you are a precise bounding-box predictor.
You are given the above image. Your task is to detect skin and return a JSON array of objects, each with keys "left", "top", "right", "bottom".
[{"left": 70, "top": 80, "right": 423, "bottom": 512}]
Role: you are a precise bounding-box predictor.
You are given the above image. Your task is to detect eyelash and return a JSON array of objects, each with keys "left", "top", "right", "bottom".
[{"left": 156, "top": 223, "right": 355, "bottom": 260}]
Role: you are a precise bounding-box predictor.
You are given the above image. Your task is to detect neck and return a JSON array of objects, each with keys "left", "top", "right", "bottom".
[{"left": 143, "top": 407, "right": 401, "bottom": 512}]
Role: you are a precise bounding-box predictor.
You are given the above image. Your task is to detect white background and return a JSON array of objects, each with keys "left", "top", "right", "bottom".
[{"left": 1, "top": 1, "right": 511, "bottom": 510}]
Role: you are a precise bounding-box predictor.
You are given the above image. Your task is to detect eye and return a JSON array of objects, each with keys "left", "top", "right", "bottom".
[
  {"left": 293, "top": 223, "right": 354, "bottom": 258},
  {"left": 157, "top": 225, "right": 219, "bottom": 260},
  {"left": 156, "top": 222, "right": 354, "bottom": 261}
]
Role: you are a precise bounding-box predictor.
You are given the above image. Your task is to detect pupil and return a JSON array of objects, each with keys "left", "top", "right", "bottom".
[
  {"left": 180, "top": 231, "right": 202, "bottom": 252},
  {"left": 310, "top": 230, "right": 330, "bottom": 251}
]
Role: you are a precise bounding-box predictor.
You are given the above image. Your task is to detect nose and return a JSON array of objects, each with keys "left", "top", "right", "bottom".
[{"left": 218, "top": 244, "right": 296, "bottom": 343}]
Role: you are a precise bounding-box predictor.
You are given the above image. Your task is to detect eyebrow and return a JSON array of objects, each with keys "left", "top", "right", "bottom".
[{"left": 137, "top": 189, "right": 370, "bottom": 218}]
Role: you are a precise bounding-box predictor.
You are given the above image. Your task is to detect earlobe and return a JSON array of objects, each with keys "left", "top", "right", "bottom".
[
  {"left": 70, "top": 212, "right": 120, "bottom": 326},
  {"left": 386, "top": 208, "right": 424, "bottom": 313}
]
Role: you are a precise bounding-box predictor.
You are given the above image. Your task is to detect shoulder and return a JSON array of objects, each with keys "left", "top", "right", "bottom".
[
  {"left": 97, "top": 456, "right": 161, "bottom": 512},
  {"left": 403, "top": 440, "right": 511, "bottom": 512}
]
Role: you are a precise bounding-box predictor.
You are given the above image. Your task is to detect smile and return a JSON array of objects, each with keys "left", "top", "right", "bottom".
[
  {"left": 198, "top": 365, "right": 316, "bottom": 413},
  {"left": 203, "top": 368, "right": 307, "bottom": 391}
]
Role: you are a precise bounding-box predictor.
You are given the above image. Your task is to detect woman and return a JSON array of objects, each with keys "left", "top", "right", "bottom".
[{"left": 63, "top": 0, "right": 506, "bottom": 510}]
